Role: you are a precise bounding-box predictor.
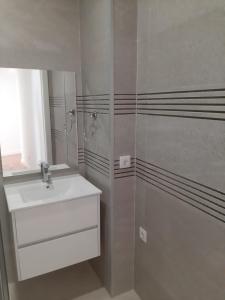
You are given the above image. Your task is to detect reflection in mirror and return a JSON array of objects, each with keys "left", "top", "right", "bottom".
[{"left": 0, "top": 68, "right": 78, "bottom": 176}]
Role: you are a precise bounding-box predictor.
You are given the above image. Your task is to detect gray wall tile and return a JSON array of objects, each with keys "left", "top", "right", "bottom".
[
  {"left": 80, "top": 0, "right": 113, "bottom": 293},
  {"left": 0, "top": 0, "right": 81, "bottom": 74},
  {"left": 135, "top": 1, "right": 225, "bottom": 299},
  {"left": 111, "top": 177, "right": 135, "bottom": 295},
  {"left": 111, "top": 0, "right": 137, "bottom": 295},
  {"left": 114, "top": 115, "right": 136, "bottom": 159},
  {"left": 135, "top": 179, "right": 225, "bottom": 300}
]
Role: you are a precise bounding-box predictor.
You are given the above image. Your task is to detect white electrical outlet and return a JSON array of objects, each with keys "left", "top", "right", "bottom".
[
  {"left": 119, "top": 155, "right": 131, "bottom": 169},
  {"left": 139, "top": 227, "right": 147, "bottom": 243}
]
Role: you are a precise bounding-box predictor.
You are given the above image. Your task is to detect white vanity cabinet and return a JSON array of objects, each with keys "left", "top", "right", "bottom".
[{"left": 4, "top": 175, "right": 101, "bottom": 281}]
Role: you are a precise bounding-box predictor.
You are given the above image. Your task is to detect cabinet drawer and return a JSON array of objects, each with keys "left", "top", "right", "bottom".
[
  {"left": 14, "top": 196, "right": 99, "bottom": 246},
  {"left": 18, "top": 228, "right": 100, "bottom": 281}
]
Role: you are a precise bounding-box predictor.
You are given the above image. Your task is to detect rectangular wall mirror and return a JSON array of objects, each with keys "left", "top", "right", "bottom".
[{"left": 0, "top": 68, "right": 78, "bottom": 177}]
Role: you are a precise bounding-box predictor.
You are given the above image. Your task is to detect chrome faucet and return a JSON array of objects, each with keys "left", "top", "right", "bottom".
[{"left": 40, "top": 162, "right": 52, "bottom": 185}]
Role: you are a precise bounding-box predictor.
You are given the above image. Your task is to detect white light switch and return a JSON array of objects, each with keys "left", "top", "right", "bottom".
[{"left": 119, "top": 155, "right": 131, "bottom": 169}]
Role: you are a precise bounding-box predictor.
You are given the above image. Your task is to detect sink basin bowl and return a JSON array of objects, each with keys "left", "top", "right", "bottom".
[{"left": 4, "top": 174, "right": 102, "bottom": 211}]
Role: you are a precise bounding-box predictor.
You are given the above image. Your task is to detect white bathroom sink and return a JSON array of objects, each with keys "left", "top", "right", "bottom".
[{"left": 4, "top": 174, "right": 102, "bottom": 211}]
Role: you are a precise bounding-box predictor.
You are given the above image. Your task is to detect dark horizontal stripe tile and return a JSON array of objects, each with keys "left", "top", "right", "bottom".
[
  {"left": 49, "top": 98, "right": 65, "bottom": 104},
  {"left": 77, "top": 93, "right": 110, "bottom": 97},
  {"left": 114, "top": 103, "right": 136, "bottom": 106},
  {"left": 78, "top": 107, "right": 109, "bottom": 110},
  {"left": 114, "top": 100, "right": 136, "bottom": 103},
  {"left": 114, "top": 166, "right": 135, "bottom": 171},
  {"left": 77, "top": 99, "right": 110, "bottom": 102},
  {"left": 114, "top": 98, "right": 136, "bottom": 105},
  {"left": 85, "top": 161, "right": 109, "bottom": 177},
  {"left": 114, "top": 163, "right": 135, "bottom": 168},
  {"left": 114, "top": 170, "right": 135, "bottom": 176},
  {"left": 114, "top": 167, "right": 135, "bottom": 172},
  {"left": 77, "top": 103, "right": 109, "bottom": 106},
  {"left": 137, "top": 165, "right": 225, "bottom": 210},
  {"left": 114, "top": 93, "right": 136, "bottom": 95},
  {"left": 137, "top": 88, "right": 225, "bottom": 96},
  {"left": 114, "top": 166, "right": 136, "bottom": 174},
  {"left": 114, "top": 166, "right": 135, "bottom": 170},
  {"left": 78, "top": 107, "right": 109, "bottom": 111},
  {"left": 84, "top": 154, "right": 110, "bottom": 169},
  {"left": 49, "top": 96, "right": 65, "bottom": 100},
  {"left": 49, "top": 101, "right": 65, "bottom": 104},
  {"left": 77, "top": 108, "right": 109, "bottom": 111},
  {"left": 137, "top": 169, "right": 225, "bottom": 215},
  {"left": 49, "top": 103, "right": 65, "bottom": 108},
  {"left": 84, "top": 157, "right": 109, "bottom": 173},
  {"left": 137, "top": 174, "right": 225, "bottom": 224},
  {"left": 136, "top": 158, "right": 225, "bottom": 197},
  {"left": 136, "top": 161, "right": 225, "bottom": 205},
  {"left": 51, "top": 129, "right": 65, "bottom": 137},
  {"left": 51, "top": 128, "right": 64, "bottom": 132},
  {"left": 85, "top": 149, "right": 109, "bottom": 162},
  {"left": 137, "top": 96, "right": 225, "bottom": 101},
  {"left": 115, "top": 174, "right": 135, "bottom": 179},
  {"left": 114, "top": 112, "right": 136, "bottom": 115},
  {"left": 49, "top": 100, "right": 65, "bottom": 103},
  {"left": 137, "top": 112, "right": 225, "bottom": 121},
  {"left": 114, "top": 168, "right": 135, "bottom": 173},
  {"left": 49, "top": 105, "right": 65, "bottom": 108},
  {"left": 137, "top": 103, "right": 225, "bottom": 106},
  {"left": 78, "top": 109, "right": 109, "bottom": 112},
  {"left": 138, "top": 108, "right": 225, "bottom": 113},
  {"left": 78, "top": 111, "right": 109, "bottom": 115},
  {"left": 114, "top": 106, "right": 136, "bottom": 111}
]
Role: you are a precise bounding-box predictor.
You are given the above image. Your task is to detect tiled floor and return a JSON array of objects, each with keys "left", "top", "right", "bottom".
[
  {"left": 74, "top": 288, "right": 140, "bottom": 300},
  {"left": 8, "top": 262, "right": 140, "bottom": 300},
  {"left": 8, "top": 263, "right": 102, "bottom": 300}
]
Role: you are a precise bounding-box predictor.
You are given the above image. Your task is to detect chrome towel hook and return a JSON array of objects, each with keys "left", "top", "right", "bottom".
[
  {"left": 66, "top": 109, "right": 76, "bottom": 116},
  {"left": 89, "top": 111, "right": 98, "bottom": 120}
]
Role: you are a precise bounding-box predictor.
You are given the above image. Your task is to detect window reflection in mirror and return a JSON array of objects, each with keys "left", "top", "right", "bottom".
[{"left": 0, "top": 68, "right": 78, "bottom": 177}]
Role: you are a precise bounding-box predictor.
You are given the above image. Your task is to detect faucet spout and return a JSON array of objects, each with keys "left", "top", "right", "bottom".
[{"left": 40, "top": 162, "right": 52, "bottom": 185}]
